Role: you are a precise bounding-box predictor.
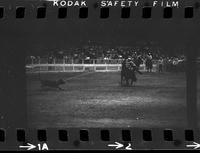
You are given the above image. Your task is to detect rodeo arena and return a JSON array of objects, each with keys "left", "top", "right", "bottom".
[{"left": 26, "top": 45, "right": 188, "bottom": 128}]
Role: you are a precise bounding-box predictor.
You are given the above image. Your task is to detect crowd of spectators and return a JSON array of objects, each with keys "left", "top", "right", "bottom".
[{"left": 26, "top": 45, "right": 186, "bottom": 72}]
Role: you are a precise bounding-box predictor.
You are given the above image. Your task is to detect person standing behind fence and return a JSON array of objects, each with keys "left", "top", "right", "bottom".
[
  {"left": 121, "top": 56, "right": 128, "bottom": 85},
  {"left": 48, "top": 56, "right": 54, "bottom": 71},
  {"left": 145, "top": 55, "right": 153, "bottom": 72},
  {"left": 163, "top": 57, "right": 168, "bottom": 72},
  {"left": 158, "top": 58, "right": 164, "bottom": 73}
]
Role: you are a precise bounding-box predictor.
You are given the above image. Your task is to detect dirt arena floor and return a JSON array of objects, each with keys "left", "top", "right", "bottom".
[{"left": 27, "top": 71, "right": 188, "bottom": 128}]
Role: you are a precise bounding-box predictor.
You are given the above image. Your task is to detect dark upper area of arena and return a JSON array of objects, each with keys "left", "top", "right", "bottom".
[{"left": 0, "top": 9, "right": 198, "bottom": 57}]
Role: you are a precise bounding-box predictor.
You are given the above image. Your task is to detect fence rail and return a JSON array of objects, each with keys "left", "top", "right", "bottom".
[
  {"left": 26, "top": 57, "right": 187, "bottom": 73},
  {"left": 26, "top": 57, "right": 160, "bottom": 65},
  {"left": 26, "top": 63, "right": 158, "bottom": 73},
  {"left": 26, "top": 58, "right": 124, "bottom": 65}
]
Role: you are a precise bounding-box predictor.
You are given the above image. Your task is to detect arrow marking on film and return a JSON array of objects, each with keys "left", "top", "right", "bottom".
[
  {"left": 108, "top": 142, "right": 124, "bottom": 149},
  {"left": 19, "top": 143, "right": 36, "bottom": 150},
  {"left": 186, "top": 142, "right": 200, "bottom": 149}
]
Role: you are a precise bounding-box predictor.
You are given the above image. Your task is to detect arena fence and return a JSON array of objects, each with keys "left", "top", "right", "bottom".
[
  {"left": 26, "top": 57, "right": 166, "bottom": 73},
  {"left": 26, "top": 63, "right": 158, "bottom": 73}
]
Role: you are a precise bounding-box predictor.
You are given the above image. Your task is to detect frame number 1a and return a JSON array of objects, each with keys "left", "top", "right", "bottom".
[{"left": 38, "top": 143, "right": 49, "bottom": 151}]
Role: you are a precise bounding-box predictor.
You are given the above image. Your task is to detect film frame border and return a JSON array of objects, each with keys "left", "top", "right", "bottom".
[
  {"left": 0, "top": 0, "right": 200, "bottom": 150},
  {"left": 1, "top": 128, "right": 200, "bottom": 150}
]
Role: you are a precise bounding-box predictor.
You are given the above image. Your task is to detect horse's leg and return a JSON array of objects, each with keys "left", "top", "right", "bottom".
[
  {"left": 132, "top": 81, "right": 135, "bottom": 87},
  {"left": 130, "top": 79, "right": 133, "bottom": 86},
  {"left": 128, "top": 79, "right": 131, "bottom": 87},
  {"left": 126, "top": 77, "right": 129, "bottom": 86},
  {"left": 131, "top": 73, "right": 135, "bottom": 86}
]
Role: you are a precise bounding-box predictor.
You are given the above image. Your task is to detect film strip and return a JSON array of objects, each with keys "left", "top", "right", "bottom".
[
  {"left": 0, "top": 4, "right": 198, "bottom": 19},
  {"left": 0, "top": 128, "right": 200, "bottom": 150},
  {"left": 0, "top": 0, "right": 200, "bottom": 151}
]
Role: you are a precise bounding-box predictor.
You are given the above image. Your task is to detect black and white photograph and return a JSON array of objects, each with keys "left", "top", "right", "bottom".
[
  {"left": 25, "top": 19, "right": 190, "bottom": 128},
  {"left": 1, "top": 0, "right": 200, "bottom": 150}
]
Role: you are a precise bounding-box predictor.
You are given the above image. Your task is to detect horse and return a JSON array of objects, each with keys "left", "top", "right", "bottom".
[
  {"left": 121, "top": 59, "right": 142, "bottom": 86},
  {"left": 121, "top": 63, "right": 132, "bottom": 86}
]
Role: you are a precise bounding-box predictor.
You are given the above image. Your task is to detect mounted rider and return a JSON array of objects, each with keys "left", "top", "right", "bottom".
[{"left": 121, "top": 56, "right": 142, "bottom": 86}]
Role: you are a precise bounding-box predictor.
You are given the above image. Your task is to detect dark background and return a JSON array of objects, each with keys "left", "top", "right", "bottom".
[{"left": 0, "top": 0, "right": 199, "bottom": 128}]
